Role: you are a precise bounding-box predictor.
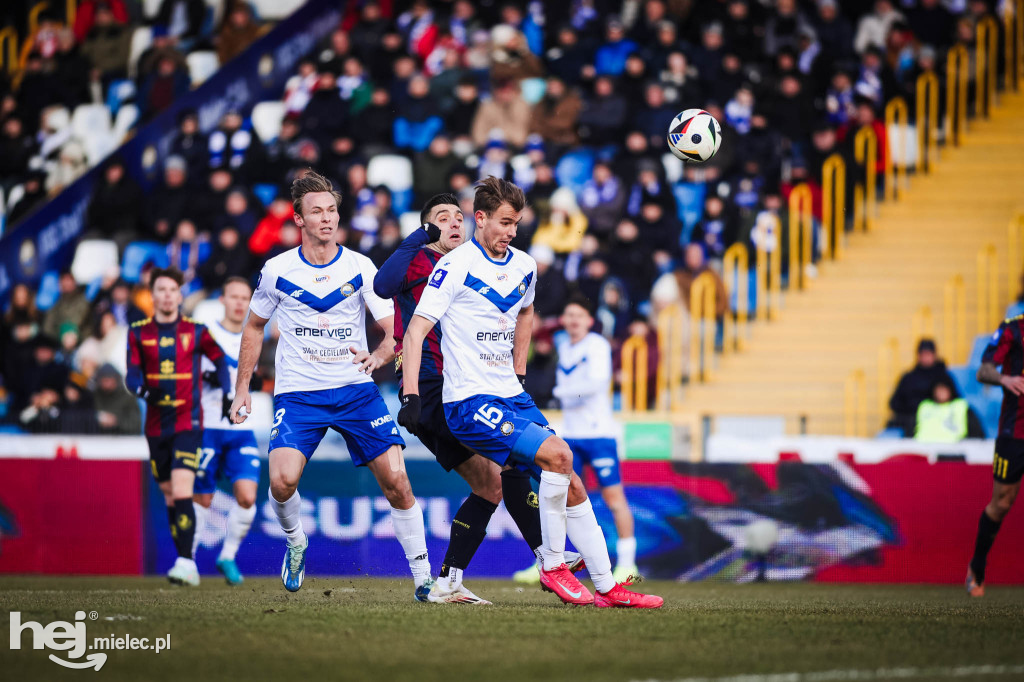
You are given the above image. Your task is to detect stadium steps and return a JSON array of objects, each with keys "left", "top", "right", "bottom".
[{"left": 679, "top": 89, "right": 1024, "bottom": 438}]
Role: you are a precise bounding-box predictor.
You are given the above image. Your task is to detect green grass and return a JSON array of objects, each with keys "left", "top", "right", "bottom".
[{"left": 1, "top": 577, "right": 1023, "bottom": 681}]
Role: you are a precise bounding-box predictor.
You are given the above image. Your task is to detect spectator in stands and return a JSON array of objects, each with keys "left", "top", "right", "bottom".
[
  {"left": 43, "top": 271, "right": 92, "bottom": 340},
  {"left": 0, "top": 117, "right": 37, "bottom": 193},
  {"left": 300, "top": 65, "right": 348, "bottom": 148},
  {"left": 529, "top": 244, "right": 569, "bottom": 321},
  {"left": 815, "top": 0, "right": 855, "bottom": 65},
  {"left": 658, "top": 51, "right": 703, "bottom": 108},
  {"left": 84, "top": 157, "right": 142, "bottom": 246},
  {"left": 367, "top": 218, "right": 401, "bottom": 268},
  {"left": 525, "top": 328, "right": 558, "bottom": 408},
  {"left": 607, "top": 218, "right": 656, "bottom": 308},
  {"left": 627, "top": 160, "right": 676, "bottom": 220},
  {"left": 55, "top": 379, "right": 99, "bottom": 434},
  {"left": 471, "top": 78, "right": 531, "bottom": 149},
  {"left": 634, "top": 83, "right": 676, "bottom": 150},
  {"left": 198, "top": 226, "right": 251, "bottom": 290},
  {"left": 4, "top": 284, "right": 40, "bottom": 329},
  {"left": 18, "top": 12, "right": 62, "bottom": 68},
  {"left": 530, "top": 75, "right": 581, "bottom": 148},
  {"left": 490, "top": 23, "right": 544, "bottom": 83},
  {"left": 154, "top": 0, "right": 207, "bottom": 47},
  {"left": 413, "top": 134, "right": 460, "bottom": 204},
  {"left": 263, "top": 115, "right": 310, "bottom": 181},
  {"left": 146, "top": 156, "right": 191, "bottom": 240},
  {"left": 17, "top": 53, "right": 64, "bottom": 135},
  {"left": 216, "top": 1, "right": 262, "bottom": 65},
  {"left": 169, "top": 109, "right": 208, "bottom": 185},
  {"left": 444, "top": 76, "right": 480, "bottom": 139},
  {"left": 213, "top": 187, "right": 259, "bottom": 237},
  {"left": 393, "top": 74, "right": 443, "bottom": 152},
  {"left": 137, "top": 26, "right": 188, "bottom": 80},
  {"left": 545, "top": 25, "right": 589, "bottom": 86},
  {"left": 74, "top": 0, "right": 130, "bottom": 42},
  {"left": 139, "top": 53, "right": 190, "bottom": 121},
  {"left": 75, "top": 310, "right": 127, "bottom": 378},
  {"left": 53, "top": 28, "right": 92, "bottom": 108},
  {"left": 249, "top": 198, "right": 293, "bottom": 256},
  {"left": 909, "top": 0, "right": 955, "bottom": 50},
  {"left": 93, "top": 279, "right": 144, "bottom": 327},
  {"left": 578, "top": 75, "right": 627, "bottom": 147},
  {"left": 579, "top": 160, "right": 626, "bottom": 240},
  {"left": 167, "top": 219, "right": 210, "bottom": 295},
  {"left": 888, "top": 339, "right": 959, "bottom": 436},
  {"left": 855, "top": 0, "right": 904, "bottom": 55},
  {"left": 93, "top": 363, "right": 141, "bottom": 434},
  {"left": 208, "top": 109, "right": 264, "bottom": 180},
  {"left": 8, "top": 170, "right": 48, "bottom": 226},
  {"left": 764, "top": 0, "right": 812, "bottom": 57},
  {"left": 80, "top": 2, "right": 132, "bottom": 88},
  {"left": 264, "top": 220, "right": 303, "bottom": 259},
  {"left": 593, "top": 16, "right": 638, "bottom": 77},
  {"left": 351, "top": 86, "right": 396, "bottom": 154},
  {"left": 533, "top": 187, "right": 587, "bottom": 255},
  {"left": 646, "top": 19, "right": 685, "bottom": 75},
  {"left": 338, "top": 56, "right": 373, "bottom": 115},
  {"left": 691, "top": 195, "right": 738, "bottom": 261},
  {"left": 914, "top": 377, "right": 985, "bottom": 442},
  {"left": 18, "top": 334, "right": 69, "bottom": 429}
]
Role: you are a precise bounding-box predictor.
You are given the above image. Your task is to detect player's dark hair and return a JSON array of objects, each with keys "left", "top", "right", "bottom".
[
  {"left": 473, "top": 176, "right": 526, "bottom": 217},
  {"left": 150, "top": 267, "right": 185, "bottom": 290},
  {"left": 223, "top": 276, "right": 252, "bottom": 293},
  {"left": 420, "top": 192, "right": 460, "bottom": 224},
  {"left": 290, "top": 169, "right": 342, "bottom": 215},
  {"left": 564, "top": 293, "right": 595, "bottom": 317}
]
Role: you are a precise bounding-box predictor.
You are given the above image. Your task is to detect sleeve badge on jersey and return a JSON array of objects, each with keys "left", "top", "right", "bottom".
[
  {"left": 429, "top": 268, "right": 448, "bottom": 288},
  {"left": 518, "top": 281, "right": 527, "bottom": 295},
  {"left": 340, "top": 282, "right": 357, "bottom": 298}
]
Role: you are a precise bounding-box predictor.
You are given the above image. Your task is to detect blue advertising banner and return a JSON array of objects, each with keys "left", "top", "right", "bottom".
[{"left": 0, "top": 0, "right": 341, "bottom": 303}]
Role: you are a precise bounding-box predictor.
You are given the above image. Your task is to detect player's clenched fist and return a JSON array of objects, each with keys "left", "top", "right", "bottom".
[
  {"left": 230, "top": 391, "right": 251, "bottom": 424},
  {"left": 397, "top": 394, "right": 421, "bottom": 434},
  {"left": 421, "top": 222, "right": 441, "bottom": 243}
]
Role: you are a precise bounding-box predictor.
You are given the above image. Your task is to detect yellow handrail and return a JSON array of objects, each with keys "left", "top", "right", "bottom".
[
  {"left": 0, "top": 27, "right": 16, "bottom": 77},
  {"left": 1017, "top": 0, "right": 1024, "bottom": 85},
  {"left": 976, "top": 16, "right": 999, "bottom": 117},
  {"left": 844, "top": 369, "right": 867, "bottom": 437},
  {"left": 656, "top": 303, "right": 685, "bottom": 410},
  {"left": 947, "top": 44, "right": 969, "bottom": 146},
  {"left": 722, "top": 242, "right": 748, "bottom": 353},
  {"left": 1008, "top": 214, "right": 1024, "bottom": 302},
  {"left": 944, "top": 274, "right": 967, "bottom": 365},
  {"left": 620, "top": 334, "right": 648, "bottom": 412},
  {"left": 877, "top": 337, "right": 900, "bottom": 429},
  {"left": 1004, "top": 3, "right": 1017, "bottom": 91},
  {"left": 884, "top": 97, "right": 908, "bottom": 200},
  {"left": 853, "top": 126, "right": 877, "bottom": 232},
  {"left": 915, "top": 71, "right": 939, "bottom": 173},
  {"left": 911, "top": 305, "right": 935, "bottom": 354},
  {"left": 755, "top": 213, "right": 782, "bottom": 320},
  {"left": 788, "top": 184, "right": 813, "bottom": 290},
  {"left": 822, "top": 154, "right": 845, "bottom": 260},
  {"left": 66, "top": 0, "right": 77, "bottom": 33},
  {"left": 28, "top": 2, "right": 50, "bottom": 38},
  {"left": 977, "top": 242, "right": 1000, "bottom": 335},
  {"left": 689, "top": 272, "right": 717, "bottom": 383}
]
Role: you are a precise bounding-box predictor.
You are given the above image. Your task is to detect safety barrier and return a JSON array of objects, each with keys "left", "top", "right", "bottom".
[
  {"left": 977, "top": 242, "right": 1000, "bottom": 335},
  {"left": 877, "top": 337, "right": 900, "bottom": 427},
  {"left": 689, "top": 273, "right": 717, "bottom": 384},
  {"left": 884, "top": 97, "right": 908, "bottom": 200},
  {"left": 788, "top": 184, "right": 813, "bottom": 290},
  {"left": 915, "top": 71, "right": 940, "bottom": 173},
  {"left": 722, "top": 243, "right": 749, "bottom": 353},
  {"left": 0, "top": 27, "right": 16, "bottom": 77},
  {"left": 844, "top": 369, "right": 868, "bottom": 437},
  {"left": 621, "top": 334, "right": 649, "bottom": 412},
  {"left": 977, "top": 16, "right": 1000, "bottom": 118},
  {"left": 755, "top": 214, "right": 782, "bottom": 321},
  {"left": 944, "top": 274, "right": 967, "bottom": 365},
  {"left": 947, "top": 44, "right": 970, "bottom": 146},
  {"left": 853, "top": 126, "right": 878, "bottom": 232},
  {"left": 656, "top": 304, "right": 686, "bottom": 410},
  {"left": 28, "top": 2, "right": 49, "bottom": 41},
  {"left": 822, "top": 154, "right": 846, "bottom": 260}
]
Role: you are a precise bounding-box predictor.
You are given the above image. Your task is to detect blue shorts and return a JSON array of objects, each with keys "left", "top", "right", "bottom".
[
  {"left": 566, "top": 437, "right": 622, "bottom": 487},
  {"left": 195, "top": 428, "right": 261, "bottom": 494},
  {"left": 269, "top": 383, "right": 405, "bottom": 464},
  {"left": 444, "top": 392, "right": 554, "bottom": 475}
]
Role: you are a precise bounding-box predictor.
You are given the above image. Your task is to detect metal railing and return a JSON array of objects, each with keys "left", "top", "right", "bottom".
[
  {"left": 947, "top": 44, "right": 970, "bottom": 146},
  {"left": 916, "top": 71, "right": 940, "bottom": 173},
  {"left": 822, "top": 154, "right": 846, "bottom": 260},
  {"left": 755, "top": 214, "right": 782, "bottom": 320},
  {"left": 656, "top": 303, "right": 686, "bottom": 411},
  {"left": 621, "top": 334, "right": 648, "bottom": 412},
  {"left": 977, "top": 16, "right": 1000, "bottom": 118},
  {"left": 689, "top": 272, "right": 717, "bottom": 383},
  {"left": 788, "top": 183, "right": 813, "bottom": 290},
  {"left": 853, "top": 125, "right": 878, "bottom": 232},
  {"left": 722, "top": 242, "right": 749, "bottom": 353},
  {"left": 884, "top": 97, "right": 909, "bottom": 200}
]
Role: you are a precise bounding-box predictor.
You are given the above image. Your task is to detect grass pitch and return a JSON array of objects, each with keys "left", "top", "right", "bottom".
[{"left": 1, "top": 577, "right": 1022, "bottom": 682}]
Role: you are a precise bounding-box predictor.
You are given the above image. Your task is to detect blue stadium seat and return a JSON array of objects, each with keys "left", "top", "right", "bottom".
[
  {"left": 967, "top": 333, "right": 992, "bottom": 368},
  {"left": 35, "top": 271, "right": 61, "bottom": 311},
  {"left": 105, "top": 79, "right": 137, "bottom": 117},
  {"left": 252, "top": 183, "right": 279, "bottom": 207},
  {"left": 948, "top": 365, "right": 976, "bottom": 397},
  {"left": 122, "top": 241, "right": 170, "bottom": 283},
  {"left": 674, "top": 181, "right": 707, "bottom": 238},
  {"left": 554, "top": 148, "right": 594, "bottom": 195}
]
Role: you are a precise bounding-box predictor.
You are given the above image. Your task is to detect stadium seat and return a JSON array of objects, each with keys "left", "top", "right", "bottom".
[
  {"left": 888, "top": 123, "right": 918, "bottom": 170},
  {"left": 967, "top": 334, "right": 991, "bottom": 368},
  {"left": 247, "top": 0, "right": 304, "bottom": 19},
  {"left": 251, "top": 101, "right": 286, "bottom": 143},
  {"left": 186, "top": 51, "right": 220, "bottom": 87},
  {"left": 142, "top": 0, "right": 163, "bottom": 19},
  {"left": 71, "top": 240, "right": 119, "bottom": 285},
  {"left": 71, "top": 104, "right": 115, "bottom": 165},
  {"left": 128, "top": 27, "right": 153, "bottom": 80},
  {"left": 399, "top": 211, "right": 422, "bottom": 237},
  {"left": 105, "top": 79, "right": 137, "bottom": 117},
  {"left": 367, "top": 155, "right": 414, "bottom": 214},
  {"left": 35, "top": 271, "right": 61, "bottom": 311},
  {"left": 191, "top": 298, "right": 225, "bottom": 326},
  {"left": 122, "top": 241, "right": 170, "bottom": 283},
  {"left": 113, "top": 104, "right": 139, "bottom": 143},
  {"left": 6, "top": 184, "right": 24, "bottom": 213},
  {"left": 554, "top": 148, "right": 595, "bottom": 195}
]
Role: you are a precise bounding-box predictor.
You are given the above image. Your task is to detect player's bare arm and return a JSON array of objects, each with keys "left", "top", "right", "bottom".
[
  {"left": 978, "top": 362, "right": 1024, "bottom": 394},
  {"left": 400, "top": 314, "right": 435, "bottom": 397},
  {"left": 513, "top": 303, "right": 534, "bottom": 376},
  {"left": 350, "top": 315, "right": 397, "bottom": 374},
  {"left": 231, "top": 311, "right": 269, "bottom": 423}
]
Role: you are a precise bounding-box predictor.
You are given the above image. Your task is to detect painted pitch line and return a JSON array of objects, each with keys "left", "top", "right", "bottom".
[{"left": 632, "top": 664, "right": 1024, "bottom": 682}]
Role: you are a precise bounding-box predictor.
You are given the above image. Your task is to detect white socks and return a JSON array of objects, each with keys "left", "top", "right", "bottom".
[
  {"left": 271, "top": 489, "right": 307, "bottom": 547},
  {"left": 391, "top": 501, "right": 431, "bottom": 588},
  {"left": 617, "top": 536, "right": 637, "bottom": 568},
  {"left": 219, "top": 503, "right": 257, "bottom": 561},
  {"left": 566, "top": 497, "right": 616, "bottom": 593},
  {"left": 192, "top": 503, "right": 210, "bottom": 558},
  {"left": 538, "top": 471, "right": 571, "bottom": 570}
]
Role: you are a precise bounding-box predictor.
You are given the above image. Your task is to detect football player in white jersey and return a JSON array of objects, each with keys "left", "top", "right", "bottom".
[
  {"left": 193, "top": 277, "right": 261, "bottom": 586},
  {"left": 398, "top": 177, "right": 661, "bottom": 608},
  {"left": 229, "top": 171, "right": 431, "bottom": 597},
  {"left": 554, "top": 297, "right": 638, "bottom": 582}
]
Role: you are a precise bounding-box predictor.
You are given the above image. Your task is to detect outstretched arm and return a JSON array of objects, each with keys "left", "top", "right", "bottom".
[{"left": 230, "top": 312, "right": 269, "bottom": 424}]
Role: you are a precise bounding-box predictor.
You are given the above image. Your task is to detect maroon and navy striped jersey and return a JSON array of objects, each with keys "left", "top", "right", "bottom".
[
  {"left": 982, "top": 315, "right": 1024, "bottom": 439},
  {"left": 391, "top": 247, "right": 445, "bottom": 381},
  {"left": 126, "top": 316, "right": 228, "bottom": 437}
]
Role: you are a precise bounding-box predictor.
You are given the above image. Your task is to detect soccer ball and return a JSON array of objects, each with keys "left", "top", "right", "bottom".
[{"left": 667, "top": 109, "right": 722, "bottom": 163}]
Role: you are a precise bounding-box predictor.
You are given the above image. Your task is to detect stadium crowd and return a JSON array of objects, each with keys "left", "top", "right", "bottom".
[{"left": 0, "top": 0, "right": 998, "bottom": 433}]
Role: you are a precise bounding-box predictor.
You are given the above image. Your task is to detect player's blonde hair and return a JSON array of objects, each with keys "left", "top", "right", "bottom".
[
  {"left": 290, "top": 170, "right": 342, "bottom": 215},
  {"left": 473, "top": 176, "right": 526, "bottom": 217}
]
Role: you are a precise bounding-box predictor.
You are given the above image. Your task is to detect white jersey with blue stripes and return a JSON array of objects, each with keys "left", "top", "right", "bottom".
[
  {"left": 249, "top": 246, "right": 392, "bottom": 395},
  {"left": 554, "top": 332, "right": 617, "bottom": 439},
  {"left": 200, "top": 320, "right": 251, "bottom": 430},
  {"left": 414, "top": 238, "right": 537, "bottom": 404}
]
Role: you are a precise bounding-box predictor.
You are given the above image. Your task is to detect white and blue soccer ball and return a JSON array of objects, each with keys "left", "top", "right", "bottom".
[{"left": 667, "top": 108, "right": 722, "bottom": 163}]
